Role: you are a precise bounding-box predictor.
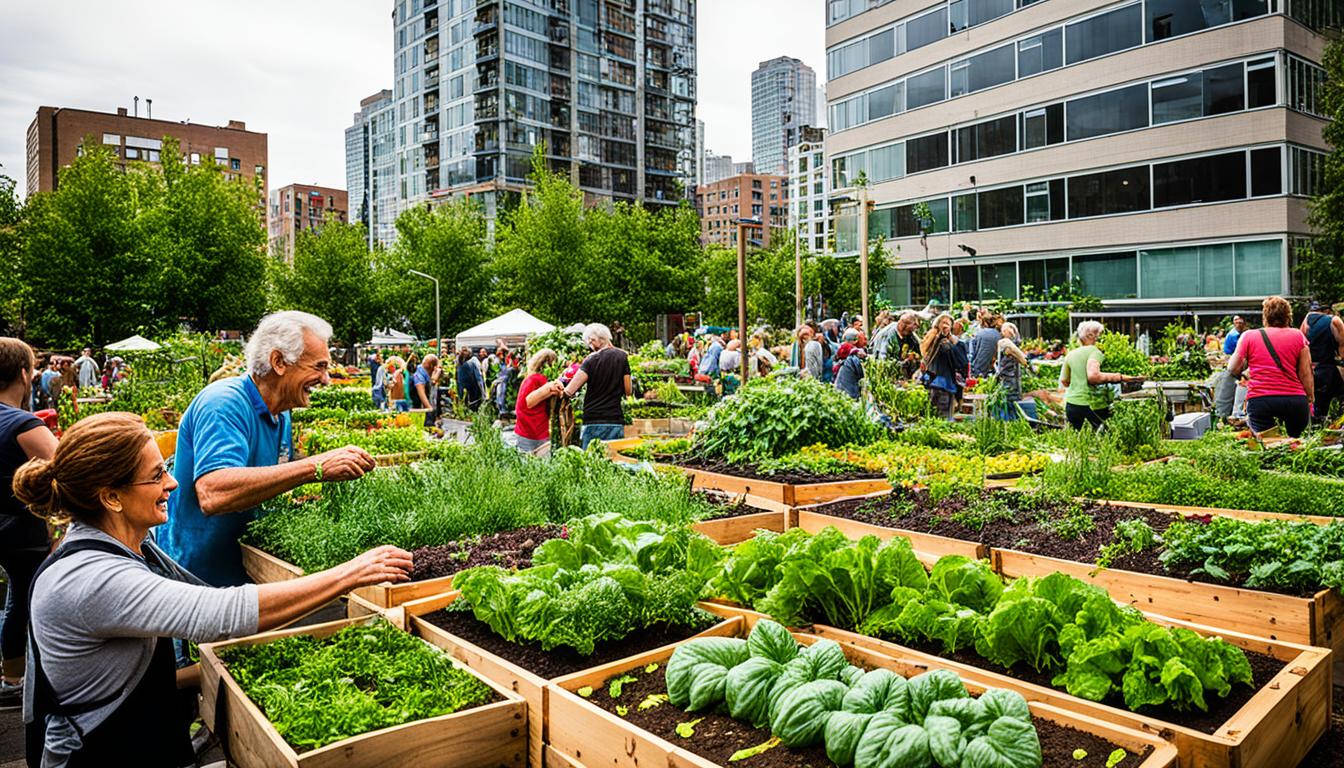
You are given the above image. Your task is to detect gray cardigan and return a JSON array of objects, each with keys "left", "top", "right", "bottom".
[{"left": 25, "top": 523, "right": 258, "bottom": 766}]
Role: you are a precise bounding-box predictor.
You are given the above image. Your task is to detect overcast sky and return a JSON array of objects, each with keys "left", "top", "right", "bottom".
[{"left": 0, "top": 1, "right": 825, "bottom": 199}]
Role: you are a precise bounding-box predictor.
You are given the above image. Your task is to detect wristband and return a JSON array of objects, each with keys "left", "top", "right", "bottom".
[{"left": 313, "top": 459, "right": 324, "bottom": 482}]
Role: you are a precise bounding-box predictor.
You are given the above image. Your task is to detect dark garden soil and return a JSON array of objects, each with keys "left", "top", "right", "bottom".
[
  {"left": 697, "top": 491, "right": 778, "bottom": 520},
  {"left": 672, "top": 455, "right": 885, "bottom": 485},
  {"left": 589, "top": 666, "right": 1152, "bottom": 768},
  {"left": 1297, "top": 688, "right": 1343, "bottom": 768},
  {"left": 812, "top": 489, "right": 1321, "bottom": 598},
  {"left": 418, "top": 607, "right": 717, "bottom": 679},
  {"left": 408, "top": 524, "right": 563, "bottom": 582},
  {"left": 892, "top": 636, "right": 1284, "bottom": 735}
]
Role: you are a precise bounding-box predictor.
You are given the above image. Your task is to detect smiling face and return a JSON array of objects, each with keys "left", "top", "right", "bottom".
[
  {"left": 271, "top": 330, "right": 331, "bottom": 410},
  {"left": 115, "top": 437, "right": 179, "bottom": 529}
]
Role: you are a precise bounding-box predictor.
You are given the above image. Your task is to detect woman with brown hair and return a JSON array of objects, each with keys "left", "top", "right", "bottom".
[
  {"left": 921, "top": 313, "right": 961, "bottom": 419},
  {"left": 0, "top": 338, "right": 59, "bottom": 711},
  {"left": 1227, "top": 295, "right": 1314, "bottom": 437},
  {"left": 14, "top": 412, "right": 412, "bottom": 767}
]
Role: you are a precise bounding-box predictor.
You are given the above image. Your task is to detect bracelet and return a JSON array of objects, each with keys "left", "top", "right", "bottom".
[{"left": 313, "top": 459, "right": 324, "bottom": 482}]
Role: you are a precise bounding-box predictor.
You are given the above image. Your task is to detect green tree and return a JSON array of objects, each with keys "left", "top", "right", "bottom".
[
  {"left": 148, "top": 139, "right": 268, "bottom": 333},
  {"left": 273, "top": 219, "right": 383, "bottom": 347},
  {"left": 0, "top": 175, "right": 22, "bottom": 335},
  {"left": 382, "top": 198, "right": 493, "bottom": 340},
  {"left": 1305, "top": 36, "right": 1344, "bottom": 302},
  {"left": 16, "top": 141, "right": 165, "bottom": 346}
]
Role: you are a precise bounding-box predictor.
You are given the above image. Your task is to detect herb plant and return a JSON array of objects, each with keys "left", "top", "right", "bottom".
[
  {"left": 217, "top": 619, "right": 492, "bottom": 751},
  {"left": 692, "top": 376, "right": 881, "bottom": 462}
]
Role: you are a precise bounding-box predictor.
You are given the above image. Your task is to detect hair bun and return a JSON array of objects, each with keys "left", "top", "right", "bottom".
[{"left": 12, "top": 457, "right": 60, "bottom": 520}]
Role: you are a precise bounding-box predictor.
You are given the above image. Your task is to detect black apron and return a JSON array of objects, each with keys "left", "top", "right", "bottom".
[{"left": 25, "top": 540, "right": 195, "bottom": 768}]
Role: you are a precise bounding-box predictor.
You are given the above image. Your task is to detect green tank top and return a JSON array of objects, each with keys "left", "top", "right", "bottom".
[{"left": 1064, "top": 345, "right": 1105, "bottom": 408}]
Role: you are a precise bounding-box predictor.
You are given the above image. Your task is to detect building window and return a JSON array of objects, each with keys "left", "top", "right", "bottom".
[
  {"left": 1021, "top": 103, "right": 1064, "bottom": 150},
  {"left": 1145, "top": 0, "right": 1268, "bottom": 43},
  {"left": 1065, "top": 4, "right": 1142, "bottom": 66},
  {"left": 949, "top": 43, "right": 1015, "bottom": 99},
  {"left": 906, "top": 67, "right": 946, "bottom": 110},
  {"left": 1066, "top": 84, "right": 1148, "bottom": 141},
  {"left": 1073, "top": 252, "right": 1138, "bottom": 298},
  {"left": 1017, "top": 28, "right": 1063, "bottom": 78},
  {"left": 906, "top": 7, "right": 948, "bottom": 51},
  {"left": 1152, "top": 151, "right": 1247, "bottom": 208},
  {"left": 979, "top": 186, "right": 1025, "bottom": 229},
  {"left": 230, "top": 158, "right": 242, "bottom": 171},
  {"left": 102, "top": 133, "right": 120, "bottom": 145},
  {"left": 955, "top": 115, "right": 1016, "bottom": 164},
  {"left": 1250, "top": 147, "right": 1282, "bottom": 197},
  {"left": 906, "top": 132, "right": 949, "bottom": 174},
  {"left": 1067, "top": 165, "right": 1150, "bottom": 218},
  {"left": 190, "top": 153, "right": 200, "bottom": 165}
]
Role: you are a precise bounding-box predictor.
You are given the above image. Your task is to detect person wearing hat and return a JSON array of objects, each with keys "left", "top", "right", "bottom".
[
  {"left": 1300, "top": 300, "right": 1344, "bottom": 425},
  {"left": 833, "top": 341, "right": 866, "bottom": 399}
]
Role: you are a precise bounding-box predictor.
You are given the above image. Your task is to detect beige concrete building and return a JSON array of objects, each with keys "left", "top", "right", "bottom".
[
  {"left": 825, "top": 0, "right": 1337, "bottom": 324},
  {"left": 696, "top": 173, "right": 790, "bottom": 248}
]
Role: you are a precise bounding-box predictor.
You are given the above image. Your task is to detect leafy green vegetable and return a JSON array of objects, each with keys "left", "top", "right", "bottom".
[
  {"left": 1106, "top": 748, "right": 1129, "bottom": 767},
  {"left": 729, "top": 736, "right": 782, "bottom": 761},
  {"left": 675, "top": 718, "right": 704, "bottom": 738},
  {"left": 216, "top": 620, "right": 491, "bottom": 752},
  {"left": 608, "top": 674, "right": 637, "bottom": 698},
  {"left": 692, "top": 376, "right": 881, "bottom": 462}
]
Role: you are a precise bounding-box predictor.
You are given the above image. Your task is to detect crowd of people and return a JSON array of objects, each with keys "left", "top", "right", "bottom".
[{"left": 27, "top": 349, "right": 126, "bottom": 412}]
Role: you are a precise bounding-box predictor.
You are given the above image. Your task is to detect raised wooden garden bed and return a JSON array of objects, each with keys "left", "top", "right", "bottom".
[
  {"left": 198, "top": 615, "right": 527, "bottom": 768},
  {"left": 623, "top": 417, "right": 695, "bottom": 438},
  {"left": 792, "top": 498, "right": 989, "bottom": 560},
  {"left": 398, "top": 590, "right": 740, "bottom": 768},
  {"left": 696, "top": 602, "right": 1331, "bottom": 768},
  {"left": 240, "top": 543, "right": 303, "bottom": 584},
  {"left": 544, "top": 614, "right": 1178, "bottom": 768},
  {"left": 993, "top": 547, "right": 1344, "bottom": 662},
  {"left": 690, "top": 509, "right": 787, "bottom": 546}
]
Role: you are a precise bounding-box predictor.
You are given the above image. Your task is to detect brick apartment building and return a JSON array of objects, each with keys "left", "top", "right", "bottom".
[
  {"left": 268, "top": 184, "right": 349, "bottom": 262},
  {"left": 26, "top": 105, "right": 267, "bottom": 197},
  {"left": 696, "top": 173, "right": 790, "bottom": 248}
]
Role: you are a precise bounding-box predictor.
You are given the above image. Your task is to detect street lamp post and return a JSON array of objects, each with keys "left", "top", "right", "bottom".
[
  {"left": 858, "top": 185, "right": 870, "bottom": 334},
  {"left": 407, "top": 269, "right": 440, "bottom": 356}
]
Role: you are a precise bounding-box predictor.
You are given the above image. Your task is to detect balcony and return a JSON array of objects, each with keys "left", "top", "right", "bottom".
[
  {"left": 474, "top": 7, "right": 498, "bottom": 33},
  {"left": 550, "top": 79, "right": 571, "bottom": 100},
  {"left": 421, "top": 129, "right": 439, "bottom": 143},
  {"left": 424, "top": 94, "right": 439, "bottom": 112},
  {"left": 425, "top": 153, "right": 441, "bottom": 169},
  {"left": 477, "top": 39, "right": 498, "bottom": 61}
]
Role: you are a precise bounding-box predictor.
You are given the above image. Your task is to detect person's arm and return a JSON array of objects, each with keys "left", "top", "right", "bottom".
[
  {"left": 1298, "top": 345, "right": 1315, "bottom": 407},
  {"left": 76, "top": 545, "right": 411, "bottom": 642},
  {"left": 415, "top": 380, "right": 430, "bottom": 407},
  {"left": 1226, "top": 334, "right": 1249, "bottom": 379},
  {"left": 16, "top": 423, "right": 59, "bottom": 461},
  {"left": 623, "top": 374, "right": 633, "bottom": 396},
  {"left": 1002, "top": 342, "right": 1028, "bottom": 365},
  {"left": 195, "top": 446, "right": 372, "bottom": 516},
  {"left": 1333, "top": 317, "right": 1344, "bottom": 358},
  {"left": 1059, "top": 360, "right": 1070, "bottom": 389},
  {"left": 564, "top": 368, "right": 589, "bottom": 397},
  {"left": 523, "top": 380, "right": 553, "bottom": 408}
]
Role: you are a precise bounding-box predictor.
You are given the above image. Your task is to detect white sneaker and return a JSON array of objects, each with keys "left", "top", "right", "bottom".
[{"left": 0, "top": 679, "right": 22, "bottom": 710}]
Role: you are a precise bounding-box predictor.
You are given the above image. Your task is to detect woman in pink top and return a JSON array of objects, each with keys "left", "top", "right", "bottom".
[{"left": 1227, "top": 295, "right": 1315, "bottom": 437}]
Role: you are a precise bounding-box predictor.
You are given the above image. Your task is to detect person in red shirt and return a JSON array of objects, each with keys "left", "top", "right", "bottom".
[
  {"left": 514, "top": 349, "right": 563, "bottom": 454},
  {"left": 1227, "top": 295, "right": 1314, "bottom": 437}
]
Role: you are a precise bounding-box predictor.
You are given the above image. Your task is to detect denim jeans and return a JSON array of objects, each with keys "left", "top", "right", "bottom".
[{"left": 580, "top": 423, "right": 625, "bottom": 450}]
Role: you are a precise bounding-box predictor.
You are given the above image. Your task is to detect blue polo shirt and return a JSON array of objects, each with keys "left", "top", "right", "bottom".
[{"left": 159, "top": 376, "right": 292, "bottom": 586}]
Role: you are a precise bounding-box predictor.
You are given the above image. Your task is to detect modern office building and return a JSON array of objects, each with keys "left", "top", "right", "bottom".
[
  {"left": 825, "top": 0, "right": 1337, "bottom": 324},
  {"left": 751, "top": 56, "right": 818, "bottom": 175},
  {"left": 390, "top": 0, "right": 697, "bottom": 233},
  {"left": 268, "top": 184, "right": 349, "bottom": 262},
  {"left": 702, "top": 152, "right": 735, "bottom": 184},
  {"left": 696, "top": 172, "right": 790, "bottom": 248},
  {"left": 788, "top": 126, "right": 831, "bottom": 254},
  {"left": 694, "top": 118, "right": 706, "bottom": 189},
  {"left": 26, "top": 105, "right": 267, "bottom": 197},
  {"left": 345, "top": 89, "right": 399, "bottom": 249}
]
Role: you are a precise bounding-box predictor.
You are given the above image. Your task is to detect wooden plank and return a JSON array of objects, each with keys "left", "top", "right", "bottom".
[
  {"left": 544, "top": 745, "right": 588, "bottom": 768},
  {"left": 1069, "top": 496, "right": 1340, "bottom": 526},
  {"left": 794, "top": 509, "right": 988, "bottom": 560},
  {"left": 199, "top": 614, "right": 526, "bottom": 768},
  {"left": 994, "top": 548, "right": 1338, "bottom": 653},
  {"left": 545, "top": 621, "right": 1176, "bottom": 768},
  {"left": 349, "top": 573, "right": 457, "bottom": 609},
  {"left": 682, "top": 467, "right": 790, "bottom": 505},
  {"left": 402, "top": 590, "right": 740, "bottom": 768},
  {"left": 787, "top": 477, "right": 892, "bottom": 506},
  {"left": 239, "top": 543, "right": 304, "bottom": 584},
  {"left": 690, "top": 510, "right": 787, "bottom": 546}
]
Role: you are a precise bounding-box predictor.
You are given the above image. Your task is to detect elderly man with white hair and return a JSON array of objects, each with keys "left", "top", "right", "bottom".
[
  {"left": 159, "top": 311, "right": 375, "bottom": 586},
  {"left": 563, "top": 322, "right": 632, "bottom": 449}
]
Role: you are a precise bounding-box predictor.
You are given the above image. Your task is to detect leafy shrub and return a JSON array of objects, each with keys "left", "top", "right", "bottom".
[
  {"left": 1095, "top": 332, "right": 1151, "bottom": 377},
  {"left": 693, "top": 376, "right": 881, "bottom": 462},
  {"left": 1159, "top": 517, "right": 1344, "bottom": 593},
  {"left": 308, "top": 386, "right": 375, "bottom": 410}
]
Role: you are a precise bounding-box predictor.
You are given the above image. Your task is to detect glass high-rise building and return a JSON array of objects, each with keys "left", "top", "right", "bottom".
[
  {"left": 751, "top": 56, "right": 818, "bottom": 176},
  {"left": 827, "top": 0, "right": 1337, "bottom": 324},
  {"left": 345, "top": 89, "right": 398, "bottom": 249},
  {"left": 388, "top": 0, "right": 696, "bottom": 233}
]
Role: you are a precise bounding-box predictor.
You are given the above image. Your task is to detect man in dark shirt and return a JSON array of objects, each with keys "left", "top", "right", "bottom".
[
  {"left": 1301, "top": 301, "right": 1344, "bottom": 424},
  {"left": 563, "top": 323, "right": 632, "bottom": 449}
]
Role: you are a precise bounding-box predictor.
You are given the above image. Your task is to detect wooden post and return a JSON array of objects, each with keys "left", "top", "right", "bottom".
[{"left": 736, "top": 220, "right": 749, "bottom": 382}]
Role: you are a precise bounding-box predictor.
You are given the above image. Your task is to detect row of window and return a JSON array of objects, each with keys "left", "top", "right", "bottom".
[
  {"left": 862, "top": 145, "right": 1309, "bottom": 242},
  {"left": 830, "top": 0, "right": 1279, "bottom": 133},
  {"left": 827, "top": 0, "right": 1042, "bottom": 31},
  {"left": 832, "top": 55, "right": 1287, "bottom": 188},
  {"left": 888, "top": 239, "right": 1284, "bottom": 304}
]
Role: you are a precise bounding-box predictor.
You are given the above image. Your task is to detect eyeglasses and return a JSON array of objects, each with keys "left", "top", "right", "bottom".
[{"left": 128, "top": 463, "right": 170, "bottom": 486}]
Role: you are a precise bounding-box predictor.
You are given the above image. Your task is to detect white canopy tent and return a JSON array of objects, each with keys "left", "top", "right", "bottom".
[
  {"left": 366, "top": 328, "right": 418, "bottom": 346},
  {"left": 455, "top": 309, "right": 555, "bottom": 351},
  {"left": 104, "top": 335, "right": 162, "bottom": 352}
]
